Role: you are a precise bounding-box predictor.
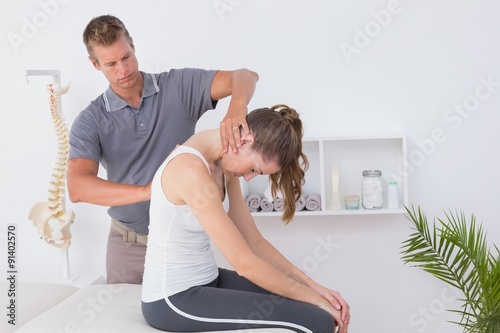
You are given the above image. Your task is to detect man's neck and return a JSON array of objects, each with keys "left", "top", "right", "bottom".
[{"left": 111, "top": 72, "right": 144, "bottom": 109}]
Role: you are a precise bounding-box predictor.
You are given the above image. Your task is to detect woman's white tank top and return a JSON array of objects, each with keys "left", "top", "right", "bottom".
[{"left": 142, "top": 146, "right": 219, "bottom": 302}]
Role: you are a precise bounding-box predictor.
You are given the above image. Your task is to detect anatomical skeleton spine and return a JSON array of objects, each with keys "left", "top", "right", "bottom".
[{"left": 28, "top": 83, "right": 75, "bottom": 249}]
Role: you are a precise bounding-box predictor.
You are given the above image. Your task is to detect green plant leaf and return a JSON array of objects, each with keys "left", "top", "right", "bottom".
[{"left": 400, "top": 205, "right": 499, "bottom": 333}]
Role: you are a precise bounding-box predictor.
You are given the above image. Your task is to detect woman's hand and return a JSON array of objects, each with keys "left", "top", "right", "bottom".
[
  {"left": 312, "top": 284, "right": 350, "bottom": 328},
  {"left": 317, "top": 301, "right": 349, "bottom": 333}
]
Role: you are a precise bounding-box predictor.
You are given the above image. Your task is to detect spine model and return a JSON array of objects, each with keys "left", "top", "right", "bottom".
[{"left": 28, "top": 82, "right": 75, "bottom": 249}]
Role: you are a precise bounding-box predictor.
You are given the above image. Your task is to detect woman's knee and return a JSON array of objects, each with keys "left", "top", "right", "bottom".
[{"left": 312, "top": 307, "right": 336, "bottom": 333}]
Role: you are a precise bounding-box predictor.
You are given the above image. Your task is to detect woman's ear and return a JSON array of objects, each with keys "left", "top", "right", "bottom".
[{"left": 240, "top": 132, "right": 255, "bottom": 146}]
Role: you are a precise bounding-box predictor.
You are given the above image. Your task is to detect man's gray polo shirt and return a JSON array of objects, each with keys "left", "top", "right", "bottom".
[{"left": 69, "top": 68, "right": 218, "bottom": 234}]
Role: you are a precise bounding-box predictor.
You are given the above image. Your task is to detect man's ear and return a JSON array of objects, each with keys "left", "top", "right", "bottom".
[
  {"left": 240, "top": 132, "right": 255, "bottom": 146},
  {"left": 88, "top": 56, "right": 100, "bottom": 70}
]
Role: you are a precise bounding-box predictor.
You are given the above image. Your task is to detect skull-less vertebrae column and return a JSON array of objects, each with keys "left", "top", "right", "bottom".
[{"left": 28, "top": 83, "right": 75, "bottom": 249}]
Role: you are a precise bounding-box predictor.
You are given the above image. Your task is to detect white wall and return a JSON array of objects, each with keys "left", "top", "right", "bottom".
[{"left": 1, "top": 1, "right": 499, "bottom": 332}]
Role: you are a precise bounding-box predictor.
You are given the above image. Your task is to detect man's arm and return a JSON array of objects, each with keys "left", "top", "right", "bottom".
[
  {"left": 67, "top": 158, "right": 151, "bottom": 206},
  {"left": 211, "top": 69, "right": 259, "bottom": 154}
]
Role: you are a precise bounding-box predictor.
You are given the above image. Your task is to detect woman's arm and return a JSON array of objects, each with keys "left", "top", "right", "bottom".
[
  {"left": 225, "top": 176, "right": 350, "bottom": 325},
  {"left": 163, "top": 155, "right": 346, "bottom": 330}
]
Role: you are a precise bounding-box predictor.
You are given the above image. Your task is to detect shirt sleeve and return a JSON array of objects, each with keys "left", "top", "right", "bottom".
[
  {"left": 68, "top": 107, "right": 101, "bottom": 163},
  {"left": 167, "top": 68, "right": 218, "bottom": 120}
]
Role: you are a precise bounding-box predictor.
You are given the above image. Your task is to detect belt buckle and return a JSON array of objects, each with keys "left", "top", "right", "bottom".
[{"left": 124, "top": 229, "right": 137, "bottom": 243}]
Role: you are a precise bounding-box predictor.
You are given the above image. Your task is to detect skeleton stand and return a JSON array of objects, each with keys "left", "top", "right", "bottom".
[{"left": 24, "top": 69, "right": 77, "bottom": 283}]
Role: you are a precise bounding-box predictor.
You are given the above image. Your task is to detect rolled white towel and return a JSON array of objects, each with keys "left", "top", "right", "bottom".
[
  {"left": 305, "top": 193, "right": 321, "bottom": 211},
  {"left": 245, "top": 193, "right": 262, "bottom": 212},
  {"left": 260, "top": 197, "right": 274, "bottom": 212},
  {"left": 295, "top": 195, "right": 306, "bottom": 211},
  {"left": 273, "top": 197, "right": 284, "bottom": 212}
]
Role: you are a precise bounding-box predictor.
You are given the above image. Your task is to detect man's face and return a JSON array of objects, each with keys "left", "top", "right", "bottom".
[{"left": 89, "top": 34, "right": 140, "bottom": 90}]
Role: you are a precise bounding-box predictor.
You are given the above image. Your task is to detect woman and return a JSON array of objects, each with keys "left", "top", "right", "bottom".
[{"left": 142, "top": 105, "right": 350, "bottom": 333}]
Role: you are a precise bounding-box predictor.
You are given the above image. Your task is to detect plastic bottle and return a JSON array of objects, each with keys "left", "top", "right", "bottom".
[{"left": 387, "top": 181, "right": 399, "bottom": 209}]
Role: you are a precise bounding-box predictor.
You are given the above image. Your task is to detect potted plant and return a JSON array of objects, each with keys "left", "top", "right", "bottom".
[{"left": 400, "top": 205, "right": 500, "bottom": 333}]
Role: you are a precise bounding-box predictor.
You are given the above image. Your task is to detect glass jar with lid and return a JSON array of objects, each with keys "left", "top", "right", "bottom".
[{"left": 361, "top": 170, "right": 383, "bottom": 209}]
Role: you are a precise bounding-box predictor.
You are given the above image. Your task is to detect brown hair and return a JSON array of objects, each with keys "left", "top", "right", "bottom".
[
  {"left": 82, "top": 15, "right": 132, "bottom": 62},
  {"left": 247, "top": 104, "right": 309, "bottom": 223}
]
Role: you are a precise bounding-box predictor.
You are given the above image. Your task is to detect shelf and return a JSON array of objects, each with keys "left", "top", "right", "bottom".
[
  {"left": 242, "top": 132, "right": 408, "bottom": 217},
  {"left": 251, "top": 207, "right": 406, "bottom": 218},
  {"left": 325, "top": 207, "right": 406, "bottom": 215}
]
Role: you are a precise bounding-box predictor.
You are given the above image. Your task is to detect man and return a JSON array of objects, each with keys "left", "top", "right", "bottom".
[{"left": 67, "top": 15, "right": 258, "bottom": 284}]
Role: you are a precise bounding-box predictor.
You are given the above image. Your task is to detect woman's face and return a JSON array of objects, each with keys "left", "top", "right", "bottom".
[{"left": 221, "top": 144, "right": 280, "bottom": 181}]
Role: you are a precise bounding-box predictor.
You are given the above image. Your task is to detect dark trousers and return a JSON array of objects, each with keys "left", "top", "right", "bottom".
[{"left": 142, "top": 268, "right": 335, "bottom": 333}]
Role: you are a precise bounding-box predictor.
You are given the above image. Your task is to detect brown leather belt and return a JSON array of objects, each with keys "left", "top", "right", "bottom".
[{"left": 111, "top": 219, "right": 148, "bottom": 245}]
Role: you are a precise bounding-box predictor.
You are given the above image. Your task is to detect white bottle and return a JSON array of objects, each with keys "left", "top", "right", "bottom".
[
  {"left": 330, "top": 164, "right": 342, "bottom": 210},
  {"left": 387, "top": 181, "right": 399, "bottom": 209}
]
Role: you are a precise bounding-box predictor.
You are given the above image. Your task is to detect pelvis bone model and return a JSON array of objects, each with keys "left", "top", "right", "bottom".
[{"left": 28, "top": 82, "right": 75, "bottom": 249}]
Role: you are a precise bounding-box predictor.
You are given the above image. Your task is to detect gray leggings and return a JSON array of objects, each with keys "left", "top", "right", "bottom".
[{"left": 142, "top": 268, "right": 335, "bottom": 333}]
